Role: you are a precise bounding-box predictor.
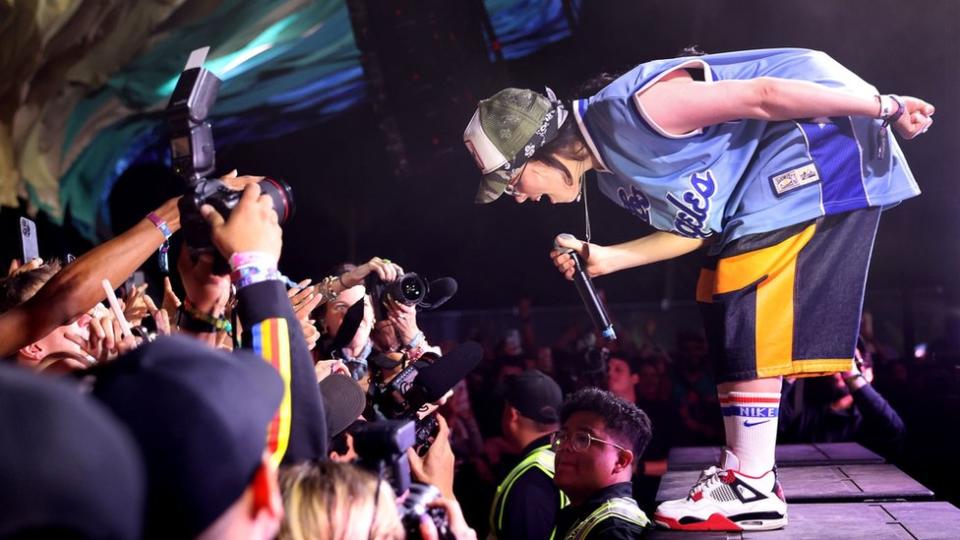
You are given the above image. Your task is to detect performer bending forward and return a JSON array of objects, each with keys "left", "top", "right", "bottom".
[{"left": 462, "top": 47, "right": 934, "bottom": 531}]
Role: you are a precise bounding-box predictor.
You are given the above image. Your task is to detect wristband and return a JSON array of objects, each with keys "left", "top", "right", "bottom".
[
  {"left": 876, "top": 94, "right": 905, "bottom": 123},
  {"left": 875, "top": 94, "right": 905, "bottom": 161},
  {"left": 404, "top": 331, "right": 425, "bottom": 351},
  {"left": 229, "top": 251, "right": 276, "bottom": 272},
  {"left": 231, "top": 265, "right": 284, "bottom": 290},
  {"left": 146, "top": 212, "right": 172, "bottom": 239},
  {"left": 147, "top": 212, "right": 173, "bottom": 273},
  {"left": 405, "top": 343, "right": 426, "bottom": 362}
]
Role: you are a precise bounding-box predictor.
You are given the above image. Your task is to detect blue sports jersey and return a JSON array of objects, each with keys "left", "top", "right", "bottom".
[{"left": 572, "top": 48, "right": 919, "bottom": 253}]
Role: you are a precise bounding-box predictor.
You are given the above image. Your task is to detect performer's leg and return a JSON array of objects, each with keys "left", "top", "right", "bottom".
[{"left": 717, "top": 376, "right": 782, "bottom": 477}]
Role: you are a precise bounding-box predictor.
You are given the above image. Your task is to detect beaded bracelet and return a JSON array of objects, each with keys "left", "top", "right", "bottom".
[{"left": 178, "top": 299, "right": 233, "bottom": 334}]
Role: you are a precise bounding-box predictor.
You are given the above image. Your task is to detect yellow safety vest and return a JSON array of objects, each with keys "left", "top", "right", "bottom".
[
  {"left": 561, "top": 497, "right": 650, "bottom": 540},
  {"left": 488, "top": 444, "right": 570, "bottom": 540}
]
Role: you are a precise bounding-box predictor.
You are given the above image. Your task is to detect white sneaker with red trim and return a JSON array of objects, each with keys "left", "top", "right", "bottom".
[{"left": 653, "top": 449, "right": 787, "bottom": 531}]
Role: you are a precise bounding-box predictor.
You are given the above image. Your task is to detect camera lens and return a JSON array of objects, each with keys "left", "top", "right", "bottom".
[
  {"left": 395, "top": 274, "right": 427, "bottom": 305},
  {"left": 258, "top": 177, "right": 295, "bottom": 224}
]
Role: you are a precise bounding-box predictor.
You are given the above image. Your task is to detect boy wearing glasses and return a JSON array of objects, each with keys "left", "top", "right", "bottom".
[{"left": 552, "top": 387, "right": 652, "bottom": 539}]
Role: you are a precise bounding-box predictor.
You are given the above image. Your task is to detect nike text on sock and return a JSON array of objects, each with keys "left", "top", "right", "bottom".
[{"left": 720, "top": 391, "right": 781, "bottom": 477}]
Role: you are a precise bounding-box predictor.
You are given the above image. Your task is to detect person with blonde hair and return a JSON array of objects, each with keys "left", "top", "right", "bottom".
[{"left": 279, "top": 461, "right": 404, "bottom": 540}]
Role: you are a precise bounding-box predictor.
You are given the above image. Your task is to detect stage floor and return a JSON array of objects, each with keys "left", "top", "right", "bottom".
[
  {"left": 647, "top": 501, "right": 960, "bottom": 539},
  {"left": 657, "top": 464, "right": 933, "bottom": 503}
]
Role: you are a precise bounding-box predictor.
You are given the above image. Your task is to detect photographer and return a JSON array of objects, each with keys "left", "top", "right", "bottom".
[
  {"left": 313, "top": 259, "right": 404, "bottom": 381},
  {"left": 553, "top": 388, "right": 652, "bottom": 539},
  {"left": 406, "top": 414, "right": 480, "bottom": 540},
  {"left": 372, "top": 298, "right": 440, "bottom": 359},
  {"left": 198, "top": 182, "right": 328, "bottom": 464}
]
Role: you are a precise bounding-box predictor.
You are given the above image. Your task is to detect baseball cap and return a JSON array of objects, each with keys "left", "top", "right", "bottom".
[
  {"left": 500, "top": 369, "right": 563, "bottom": 424},
  {"left": 90, "top": 336, "right": 284, "bottom": 539},
  {"left": 320, "top": 373, "right": 367, "bottom": 438},
  {"left": 0, "top": 363, "right": 145, "bottom": 540},
  {"left": 463, "top": 87, "right": 570, "bottom": 203}
]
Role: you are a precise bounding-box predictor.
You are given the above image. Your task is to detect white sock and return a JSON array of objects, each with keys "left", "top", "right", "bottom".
[{"left": 719, "top": 391, "right": 780, "bottom": 477}]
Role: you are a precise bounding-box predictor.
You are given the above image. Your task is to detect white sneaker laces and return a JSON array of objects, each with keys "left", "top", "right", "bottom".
[{"left": 689, "top": 466, "right": 726, "bottom": 499}]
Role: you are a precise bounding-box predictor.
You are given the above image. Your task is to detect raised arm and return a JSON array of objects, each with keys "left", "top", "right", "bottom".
[
  {"left": 638, "top": 70, "right": 934, "bottom": 139},
  {"left": 0, "top": 197, "right": 180, "bottom": 358}
]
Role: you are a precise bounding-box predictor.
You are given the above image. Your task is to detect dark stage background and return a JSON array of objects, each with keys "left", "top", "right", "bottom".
[{"left": 217, "top": 0, "right": 960, "bottom": 311}]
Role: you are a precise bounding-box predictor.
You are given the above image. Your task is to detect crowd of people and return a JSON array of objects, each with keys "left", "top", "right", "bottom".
[
  {"left": 1, "top": 175, "right": 947, "bottom": 539},
  {"left": 0, "top": 177, "right": 655, "bottom": 539}
]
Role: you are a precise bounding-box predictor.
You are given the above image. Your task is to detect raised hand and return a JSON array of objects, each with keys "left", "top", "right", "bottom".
[
  {"left": 893, "top": 96, "right": 935, "bottom": 140},
  {"left": 200, "top": 183, "right": 283, "bottom": 264},
  {"left": 121, "top": 283, "right": 150, "bottom": 326},
  {"left": 341, "top": 256, "right": 404, "bottom": 287}
]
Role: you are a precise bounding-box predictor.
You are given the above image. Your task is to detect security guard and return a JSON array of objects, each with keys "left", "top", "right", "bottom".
[
  {"left": 553, "top": 388, "right": 652, "bottom": 539},
  {"left": 489, "top": 370, "right": 568, "bottom": 540}
]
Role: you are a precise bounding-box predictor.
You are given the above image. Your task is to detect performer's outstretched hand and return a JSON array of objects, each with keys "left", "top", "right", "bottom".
[{"left": 893, "top": 96, "right": 935, "bottom": 140}]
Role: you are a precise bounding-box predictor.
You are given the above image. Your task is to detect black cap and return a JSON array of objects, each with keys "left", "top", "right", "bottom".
[
  {"left": 0, "top": 364, "right": 145, "bottom": 540},
  {"left": 320, "top": 373, "right": 367, "bottom": 438},
  {"left": 501, "top": 369, "right": 563, "bottom": 424},
  {"left": 90, "top": 336, "right": 284, "bottom": 539}
]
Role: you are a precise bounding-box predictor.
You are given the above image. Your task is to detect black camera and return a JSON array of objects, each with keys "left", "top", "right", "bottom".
[
  {"left": 365, "top": 272, "right": 427, "bottom": 321},
  {"left": 365, "top": 272, "right": 458, "bottom": 322},
  {"left": 401, "top": 483, "right": 454, "bottom": 540},
  {"left": 368, "top": 342, "right": 482, "bottom": 455},
  {"left": 165, "top": 47, "right": 294, "bottom": 258},
  {"left": 368, "top": 354, "right": 443, "bottom": 455},
  {"left": 351, "top": 420, "right": 452, "bottom": 539}
]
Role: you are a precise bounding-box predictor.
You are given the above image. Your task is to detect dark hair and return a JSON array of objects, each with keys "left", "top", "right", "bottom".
[
  {"left": 530, "top": 70, "right": 625, "bottom": 182},
  {"left": 560, "top": 387, "right": 652, "bottom": 455},
  {"left": 531, "top": 117, "right": 591, "bottom": 184},
  {"left": 609, "top": 355, "right": 640, "bottom": 375},
  {"left": 0, "top": 259, "right": 62, "bottom": 313}
]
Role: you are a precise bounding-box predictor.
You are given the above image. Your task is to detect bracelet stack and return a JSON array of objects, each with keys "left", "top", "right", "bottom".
[
  {"left": 177, "top": 299, "right": 233, "bottom": 334},
  {"left": 875, "top": 94, "right": 905, "bottom": 160},
  {"left": 318, "top": 275, "right": 341, "bottom": 302},
  {"left": 229, "top": 252, "right": 283, "bottom": 290}
]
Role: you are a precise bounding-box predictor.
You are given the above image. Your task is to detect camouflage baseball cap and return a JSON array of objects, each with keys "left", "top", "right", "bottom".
[{"left": 463, "top": 87, "right": 568, "bottom": 203}]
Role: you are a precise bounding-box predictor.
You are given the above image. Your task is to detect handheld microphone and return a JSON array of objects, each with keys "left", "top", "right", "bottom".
[{"left": 555, "top": 234, "right": 617, "bottom": 341}]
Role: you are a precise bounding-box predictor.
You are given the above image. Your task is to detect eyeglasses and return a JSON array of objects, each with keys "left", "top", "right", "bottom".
[
  {"left": 550, "top": 430, "right": 629, "bottom": 454},
  {"left": 502, "top": 163, "right": 527, "bottom": 197}
]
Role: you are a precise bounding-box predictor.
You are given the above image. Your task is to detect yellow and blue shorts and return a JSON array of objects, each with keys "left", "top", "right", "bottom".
[{"left": 697, "top": 207, "right": 881, "bottom": 383}]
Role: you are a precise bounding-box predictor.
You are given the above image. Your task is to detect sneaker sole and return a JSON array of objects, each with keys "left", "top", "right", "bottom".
[{"left": 654, "top": 512, "right": 788, "bottom": 532}]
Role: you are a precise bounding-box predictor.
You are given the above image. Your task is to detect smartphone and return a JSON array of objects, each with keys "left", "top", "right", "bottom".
[{"left": 19, "top": 217, "right": 39, "bottom": 263}]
